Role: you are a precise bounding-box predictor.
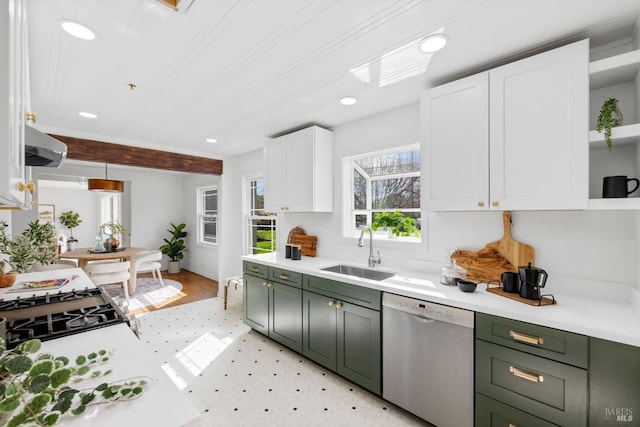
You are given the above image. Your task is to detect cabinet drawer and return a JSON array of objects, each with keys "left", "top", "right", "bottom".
[
  {"left": 476, "top": 313, "right": 588, "bottom": 368},
  {"left": 269, "top": 267, "right": 302, "bottom": 288},
  {"left": 243, "top": 261, "right": 268, "bottom": 279},
  {"left": 476, "top": 393, "right": 558, "bottom": 427},
  {"left": 303, "top": 275, "right": 381, "bottom": 310},
  {"left": 476, "top": 340, "right": 587, "bottom": 426}
]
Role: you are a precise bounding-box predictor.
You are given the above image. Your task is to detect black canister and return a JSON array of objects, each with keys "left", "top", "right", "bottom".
[
  {"left": 291, "top": 245, "right": 301, "bottom": 260},
  {"left": 285, "top": 244, "right": 292, "bottom": 259},
  {"left": 501, "top": 271, "right": 519, "bottom": 293}
]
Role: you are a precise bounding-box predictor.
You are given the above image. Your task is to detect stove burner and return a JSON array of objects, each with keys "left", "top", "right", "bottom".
[{"left": 0, "top": 287, "right": 129, "bottom": 348}]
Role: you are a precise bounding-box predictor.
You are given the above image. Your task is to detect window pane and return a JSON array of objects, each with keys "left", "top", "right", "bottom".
[
  {"left": 353, "top": 170, "right": 366, "bottom": 210},
  {"left": 371, "top": 176, "right": 420, "bottom": 209},
  {"left": 355, "top": 214, "right": 367, "bottom": 229},
  {"left": 204, "top": 190, "right": 217, "bottom": 211},
  {"left": 249, "top": 218, "right": 276, "bottom": 254},
  {"left": 203, "top": 216, "right": 217, "bottom": 243},
  {"left": 355, "top": 150, "right": 420, "bottom": 176}
]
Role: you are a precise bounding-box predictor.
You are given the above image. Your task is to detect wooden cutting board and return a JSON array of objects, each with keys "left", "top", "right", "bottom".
[
  {"left": 451, "top": 211, "right": 534, "bottom": 283},
  {"left": 291, "top": 235, "right": 317, "bottom": 257}
]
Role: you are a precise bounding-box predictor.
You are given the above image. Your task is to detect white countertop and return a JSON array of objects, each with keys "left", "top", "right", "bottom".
[
  {"left": 38, "top": 324, "right": 200, "bottom": 427},
  {"left": 243, "top": 253, "right": 640, "bottom": 348},
  {"left": 0, "top": 268, "right": 96, "bottom": 300}
]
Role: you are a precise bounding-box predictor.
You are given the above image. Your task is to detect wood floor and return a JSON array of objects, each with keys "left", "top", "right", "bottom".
[{"left": 135, "top": 269, "right": 219, "bottom": 314}]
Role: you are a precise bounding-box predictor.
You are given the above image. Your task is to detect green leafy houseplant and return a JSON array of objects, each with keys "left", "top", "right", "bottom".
[
  {"left": 58, "top": 211, "right": 81, "bottom": 242},
  {"left": 371, "top": 210, "right": 419, "bottom": 237},
  {"left": 159, "top": 223, "right": 187, "bottom": 261},
  {"left": 0, "top": 221, "right": 57, "bottom": 273},
  {"left": 596, "top": 97, "right": 623, "bottom": 151},
  {"left": 0, "top": 338, "right": 153, "bottom": 426},
  {"left": 100, "top": 222, "right": 127, "bottom": 242}
]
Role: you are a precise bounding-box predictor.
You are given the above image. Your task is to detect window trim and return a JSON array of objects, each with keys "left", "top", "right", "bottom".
[
  {"left": 342, "top": 143, "right": 421, "bottom": 243},
  {"left": 197, "top": 185, "right": 218, "bottom": 247},
  {"left": 243, "top": 174, "right": 276, "bottom": 255}
]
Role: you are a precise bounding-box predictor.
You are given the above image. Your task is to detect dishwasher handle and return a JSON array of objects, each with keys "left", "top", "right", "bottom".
[{"left": 412, "top": 314, "right": 436, "bottom": 323}]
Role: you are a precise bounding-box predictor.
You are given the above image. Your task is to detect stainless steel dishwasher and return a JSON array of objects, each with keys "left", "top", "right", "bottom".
[{"left": 382, "top": 292, "right": 474, "bottom": 427}]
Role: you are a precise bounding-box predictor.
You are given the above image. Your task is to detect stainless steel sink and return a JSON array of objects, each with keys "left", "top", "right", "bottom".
[{"left": 321, "top": 264, "right": 395, "bottom": 281}]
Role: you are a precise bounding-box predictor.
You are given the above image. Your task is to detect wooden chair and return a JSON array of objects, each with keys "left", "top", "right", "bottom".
[
  {"left": 84, "top": 261, "right": 130, "bottom": 302},
  {"left": 133, "top": 250, "right": 164, "bottom": 289}
]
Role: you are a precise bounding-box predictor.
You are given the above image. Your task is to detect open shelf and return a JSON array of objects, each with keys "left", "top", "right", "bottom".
[
  {"left": 588, "top": 198, "right": 640, "bottom": 210},
  {"left": 588, "top": 123, "right": 640, "bottom": 148},
  {"left": 590, "top": 49, "right": 640, "bottom": 89}
]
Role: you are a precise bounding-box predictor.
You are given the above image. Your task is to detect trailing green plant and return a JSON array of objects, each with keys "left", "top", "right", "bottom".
[
  {"left": 0, "top": 338, "right": 153, "bottom": 426},
  {"left": 159, "top": 223, "right": 187, "bottom": 261},
  {"left": 371, "top": 210, "right": 419, "bottom": 237},
  {"left": 0, "top": 221, "right": 57, "bottom": 273},
  {"left": 58, "top": 211, "right": 81, "bottom": 242},
  {"left": 596, "top": 97, "right": 623, "bottom": 151}
]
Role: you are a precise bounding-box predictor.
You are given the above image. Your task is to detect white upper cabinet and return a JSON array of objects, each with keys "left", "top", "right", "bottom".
[
  {"left": 0, "top": 0, "right": 32, "bottom": 209},
  {"left": 264, "top": 126, "right": 333, "bottom": 212},
  {"left": 423, "top": 39, "right": 589, "bottom": 211}
]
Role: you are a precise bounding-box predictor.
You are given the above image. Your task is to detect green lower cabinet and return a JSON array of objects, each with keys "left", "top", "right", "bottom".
[
  {"left": 302, "top": 290, "right": 381, "bottom": 395},
  {"left": 476, "top": 393, "right": 559, "bottom": 427},
  {"left": 243, "top": 273, "right": 269, "bottom": 335},
  {"left": 269, "top": 281, "right": 302, "bottom": 353}
]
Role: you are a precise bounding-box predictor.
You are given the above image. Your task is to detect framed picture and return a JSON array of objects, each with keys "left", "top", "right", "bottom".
[{"left": 38, "top": 204, "right": 55, "bottom": 226}]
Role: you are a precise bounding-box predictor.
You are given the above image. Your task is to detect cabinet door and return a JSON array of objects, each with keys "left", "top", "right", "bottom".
[
  {"left": 243, "top": 274, "right": 269, "bottom": 335},
  {"left": 269, "top": 281, "right": 302, "bottom": 353},
  {"left": 336, "top": 301, "right": 381, "bottom": 395},
  {"left": 489, "top": 39, "right": 588, "bottom": 210},
  {"left": 302, "top": 290, "right": 337, "bottom": 371},
  {"left": 0, "top": 0, "right": 28, "bottom": 208},
  {"left": 285, "top": 127, "right": 315, "bottom": 212},
  {"left": 475, "top": 393, "right": 558, "bottom": 427},
  {"left": 264, "top": 137, "right": 287, "bottom": 212},
  {"left": 422, "top": 72, "right": 489, "bottom": 211}
]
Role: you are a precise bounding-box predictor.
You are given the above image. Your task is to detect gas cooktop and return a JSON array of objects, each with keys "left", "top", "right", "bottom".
[{"left": 0, "top": 287, "right": 130, "bottom": 348}]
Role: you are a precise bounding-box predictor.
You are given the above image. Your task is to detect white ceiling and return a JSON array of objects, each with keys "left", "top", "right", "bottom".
[{"left": 27, "top": 0, "right": 640, "bottom": 161}]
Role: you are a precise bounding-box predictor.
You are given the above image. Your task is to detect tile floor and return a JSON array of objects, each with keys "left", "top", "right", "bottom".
[{"left": 137, "top": 296, "right": 431, "bottom": 427}]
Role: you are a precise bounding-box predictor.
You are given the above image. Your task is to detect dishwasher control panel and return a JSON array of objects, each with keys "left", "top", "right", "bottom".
[{"left": 382, "top": 293, "right": 474, "bottom": 328}]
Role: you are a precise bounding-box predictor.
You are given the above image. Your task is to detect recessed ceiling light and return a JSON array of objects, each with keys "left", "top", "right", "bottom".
[
  {"left": 205, "top": 138, "right": 218, "bottom": 143},
  {"left": 340, "top": 97, "right": 357, "bottom": 106},
  {"left": 60, "top": 20, "right": 96, "bottom": 40},
  {"left": 79, "top": 112, "right": 97, "bottom": 119},
  {"left": 418, "top": 34, "right": 449, "bottom": 53}
]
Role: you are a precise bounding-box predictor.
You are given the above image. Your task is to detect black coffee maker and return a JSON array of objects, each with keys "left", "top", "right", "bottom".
[{"left": 518, "top": 262, "right": 548, "bottom": 300}]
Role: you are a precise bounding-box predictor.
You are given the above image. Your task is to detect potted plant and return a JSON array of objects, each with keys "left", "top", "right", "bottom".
[
  {"left": 371, "top": 210, "right": 419, "bottom": 238},
  {"left": 0, "top": 220, "right": 57, "bottom": 273},
  {"left": 100, "top": 222, "right": 127, "bottom": 251},
  {"left": 0, "top": 261, "right": 16, "bottom": 288},
  {"left": 159, "top": 223, "right": 187, "bottom": 273},
  {"left": 0, "top": 338, "right": 152, "bottom": 426},
  {"left": 596, "top": 97, "right": 623, "bottom": 151},
  {"left": 58, "top": 210, "right": 82, "bottom": 251}
]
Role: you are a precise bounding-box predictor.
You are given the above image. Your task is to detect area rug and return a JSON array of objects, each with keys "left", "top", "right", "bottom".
[{"left": 101, "top": 278, "right": 183, "bottom": 311}]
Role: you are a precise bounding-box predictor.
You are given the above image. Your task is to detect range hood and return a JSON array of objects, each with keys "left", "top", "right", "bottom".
[{"left": 24, "top": 125, "right": 67, "bottom": 167}]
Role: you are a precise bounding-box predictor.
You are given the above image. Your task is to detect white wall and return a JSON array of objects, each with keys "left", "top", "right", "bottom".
[{"left": 224, "top": 103, "right": 638, "bottom": 291}]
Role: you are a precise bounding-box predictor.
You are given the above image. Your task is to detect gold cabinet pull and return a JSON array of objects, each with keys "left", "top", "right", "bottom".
[
  {"left": 17, "top": 181, "right": 36, "bottom": 195},
  {"left": 279, "top": 274, "right": 289, "bottom": 280},
  {"left": 262, "top": 281, "right": 268, "bottom": 287},
  {"left": 328, "top": 300, "right": 334, "bottom": 307},
  {"left": 477, "top": 201, "right": 485, "bottom": 207},
  {"left": 266, "top": 282, "right": 272, "bottom": 288},
  {"left": 250, "top": 266, "right": 259, "bottom": 273},
  {"left": 335, "top": 302, "right": 343, "bottom": 309},
  {"left": 492, "top": 200, "right": 499, "bottom": 207},
  {"left": 509, "top": 330, "right": 544, "bottom": 345},
  {"left": 25, "top": 112, "right": 37, "bottom": 123},
  {"left": 510, "top": 366, "right": 543, "bottom": 383},
  {"left": 508, "top": 424, "right": 517, "bottom": 427}
]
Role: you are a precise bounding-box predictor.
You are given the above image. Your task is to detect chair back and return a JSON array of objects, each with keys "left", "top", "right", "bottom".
[
  {"left": 84, "top": 261, "right": 130, "bottom": 286},
  {"left": 134, "top": 250, "right": 162, "bottom": 266}
]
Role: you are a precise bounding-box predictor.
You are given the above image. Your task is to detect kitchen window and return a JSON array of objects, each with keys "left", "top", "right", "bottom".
[
  {"left": 197, "top": 186, "right": 218, "bottom": 245},
  {"left": 246, "top": 177, "right": 276, "bottom": 254},
  {"left": 344, "top": 145, "right": 421, "bottom": 241}
]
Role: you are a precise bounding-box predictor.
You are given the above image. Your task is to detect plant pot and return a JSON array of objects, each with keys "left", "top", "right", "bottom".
[
  {"left": 68, "top": 240, "right": 78, "bottom": 251},
  {"left": 0, "top": 274, "right": 16, "bottom": 288},
  {"left": 168, "top": 260, "right": 181, "bottom": 274}
]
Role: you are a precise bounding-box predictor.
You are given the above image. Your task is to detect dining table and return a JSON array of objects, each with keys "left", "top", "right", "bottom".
[{"left": 61, "top": 247, "right": 146, "bottom": 295}]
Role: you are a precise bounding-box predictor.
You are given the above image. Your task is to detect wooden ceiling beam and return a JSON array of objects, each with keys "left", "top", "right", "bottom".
[{"left": 50, "top": 134, "right": 223, "bottom": 175}]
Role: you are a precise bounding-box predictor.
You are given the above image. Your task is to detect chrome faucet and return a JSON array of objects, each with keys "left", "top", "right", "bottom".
[{"left": 358, "top": 227, "right": 381, "bottom": 267}]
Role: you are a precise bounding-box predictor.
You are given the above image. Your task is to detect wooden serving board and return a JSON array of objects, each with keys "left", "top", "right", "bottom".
[
  {"left": 486, "top": 286, "right": 556, "bottom": 306},
  {"left": 450, "top": 211, "right": 534, "bottom": 283},
  {"left": 291, "top": 235, "right": 317, "bottom": 257}
]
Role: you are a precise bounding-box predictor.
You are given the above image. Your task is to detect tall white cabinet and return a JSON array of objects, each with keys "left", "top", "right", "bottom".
[
  {"left": 264, "top": 126, "right": 333, "bottom": 213},
  {"left": 422, "top": 39, "right": 589, "bottom": 211},
  {"left": 0, "top": 0, "right": 32, "bottom": 209}
]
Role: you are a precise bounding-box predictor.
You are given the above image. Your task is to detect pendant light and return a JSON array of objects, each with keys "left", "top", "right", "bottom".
[{"left": 88, "top": 164, "right": 124, "bottom": 192}]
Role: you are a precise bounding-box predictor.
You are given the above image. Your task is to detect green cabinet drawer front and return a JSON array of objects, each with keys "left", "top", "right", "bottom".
[
  {"left": 476, "top": 393, "right": 558, "bottom": 427},
  {"left": 269, "top": 267, "right": 302, "bottom": 288},
  {"left": 243, "top": 261, "right": 268, "bottom": 279},
  {"left": 243, "top": 274, "right": 269, "bottom": 334},
  {"left": 589, "top": 338, "right": 640, "bottom": 426},
  {"left": 337, "top": 302, "right": 381, "bottom": 395},
  {"left": 303, "top": 275, "right": 381, "bottom": 310},
  {"left": 476, "top": 313, "right": 588, "bottom": 368},
  {"left": 269, "top": 282, "right": 302, "bottom": 352},
  {"left": 476, "top": 340, "right": 587, "bottom": 426},
  {"left": 302, "top": 291, "right": 337, "bottom": 370}
]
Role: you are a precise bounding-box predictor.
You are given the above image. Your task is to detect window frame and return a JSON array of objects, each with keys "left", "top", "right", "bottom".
[
  {"left": 342, "top": 143, "right": 421, "bottom": 243},
  {"left": 244, "top": 175, "right": 276, "bottom": 255},
  {"left": 197, "top": 185, "right": 218, "bottom": 246}
]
